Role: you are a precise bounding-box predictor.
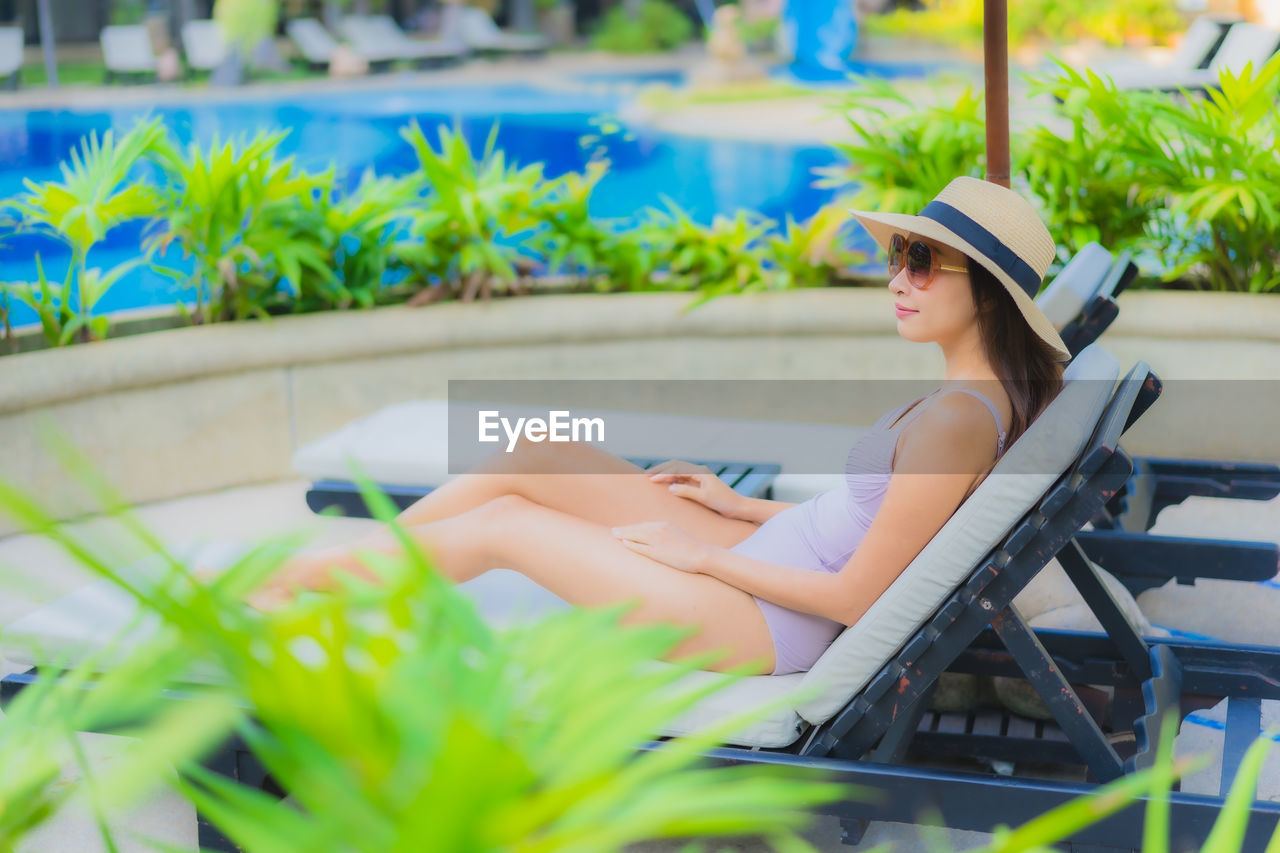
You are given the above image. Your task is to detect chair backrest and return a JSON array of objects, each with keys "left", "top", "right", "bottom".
[
  {"left": 1209, "top": 22, "right": 1280, "bottom": 74},
  {"left": 460, "top": 7, "right": 503, "bottom": 42},
  {"left": 1036, "top": 242, "right": 1114, "bottom": 330},
  {"left": 363, "top": 15, "right": 412, "bottom": 44},
  {"left": 793, "top": 345, "right": 1121, "bottom": 725},
  {"left": 0, "top": 26, "right": 23, "bottom": 76},
  {"left": 1175, "top": 17, "right": 1234, "bottom": 70},
  {"left": 182, "top": 19, "right": 228, "bottom": 70},
  {"left": 286, "top": 18, "right": 337, "bottom": 63},
  {"left": 100, "top": 25, "right": 156, "bottom": 72},
  {"left": 339, "top": 15, "right": 394, "bottom": 50}
]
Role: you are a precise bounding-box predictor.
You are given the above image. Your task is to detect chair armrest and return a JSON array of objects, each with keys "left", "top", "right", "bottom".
[{"left": 1075, "top": 529, "right": 1280, "bottom": 595}]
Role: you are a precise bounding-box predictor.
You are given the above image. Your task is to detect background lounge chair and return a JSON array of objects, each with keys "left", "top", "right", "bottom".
[
  {"left": 1110, "top": 21, "right": 1280, "bottom": 91},
  {"left": 181, "top": 19, "right": 229, "bottom": 75},
  {"left": 0, "top": 26, "right": 22, "bottom": 90},
  {"left": 441, "top": 5, "right": 550, "bottom": 56},
  {"left": 285, "top": 17, "right": 340, "bottom": 70},
  {"left": 339, "top": 15, "right": 466, "bottom": 69},
  {"left": 1088, "top": 16, "right": 1235, "bottom": 83},
  {"left": 100, "top": 25, "right": 158, "bottom": 84}
]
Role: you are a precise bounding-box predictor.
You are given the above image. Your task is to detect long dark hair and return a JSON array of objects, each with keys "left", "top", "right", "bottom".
[{"left": 968, "top": 258, "right": 1065, "bottom": 450}]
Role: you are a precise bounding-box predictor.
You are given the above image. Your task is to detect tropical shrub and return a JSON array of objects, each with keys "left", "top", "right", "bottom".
[
  {"left": 527, "top": 158, "right": 658, "bottom": 290},
  {"left": 213, "top": 0, "right": 281, "bottom": 50},
  {"left": 592, "top": 0, "right": 695, "bottom": 53},
  {"left": 828, "top": 56, "right": 1280, "bottom": 292},
  {"left": 819, "top": 76, "right": 987, "bottom": 215},
  {"left": 301, "top": 170, "right": 420, "bottom": 311},
  {"left": 0, "top": 649, "right": 237, "bottom": 852},
  {"left": 397, "top": 122, "right": 549, "bottom": 303},
  {"left": 1, "top": 117, "right": 861, "bottom": 350},
  {"left": 1117, "top": 56, "right": 1280, "bottom": 293},
  {"left": 3, "top": 118, "right": 167, "bottom": 345},
  {"left": 864, "top": 0, "right": 1184, "bottom": 49},
  {"left": 639, "top": 202, "right": 772, "bottom": 306},
  {"left": 768, "top": 205, "right": 861, "bottom": 291},
  {"left": 148, "top": 130, "right": 335, "bottom": 322},
  {"left": 0, "top": 459, "right": 849, "bottom": 852},
  {"left": 1022, "top": 63, "right": 1164, "bottom": 260},
  {"left": 110, "top": 0, "right": 149, "bottom": 25}
]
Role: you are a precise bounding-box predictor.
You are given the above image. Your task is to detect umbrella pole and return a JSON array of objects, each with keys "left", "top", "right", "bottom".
[
  {"left": 37, "top": 0, "right": 57, "bottom": 89},
  {"left": 983, "top": 0, "right": 1010, "bottom": 188}
]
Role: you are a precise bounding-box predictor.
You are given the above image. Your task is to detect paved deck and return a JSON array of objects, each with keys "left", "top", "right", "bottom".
[{"left": 1, "top": 479, "right": 1276, "bottom": 851}]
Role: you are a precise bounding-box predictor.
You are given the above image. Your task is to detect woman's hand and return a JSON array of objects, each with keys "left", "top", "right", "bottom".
[
  {"left": 245, "top": 557, "right": 339, "bottom": 611},
  {"left": 611, "top": 521, "right": 717, "bottom": 573},
  {"left": 646, "top": 460, "right": 746, "bottom": 519}
]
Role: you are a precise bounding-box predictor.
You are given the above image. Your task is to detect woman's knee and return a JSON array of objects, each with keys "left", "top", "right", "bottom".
[
  {"left": 501, "top": 434, "right": 587, "bottom": 471},
  {"left": 470, "top": 492, "right": 537, "bottom": 541}
]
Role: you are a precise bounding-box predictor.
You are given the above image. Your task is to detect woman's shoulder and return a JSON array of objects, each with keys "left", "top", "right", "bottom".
[{"left": 892, "top": 392, "right": 1005, "bottom": 473}]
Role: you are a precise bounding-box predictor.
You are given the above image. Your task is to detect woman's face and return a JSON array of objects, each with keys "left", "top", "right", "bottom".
[{"left": 885, "top": 233, "right": 979, "bottom": 347}]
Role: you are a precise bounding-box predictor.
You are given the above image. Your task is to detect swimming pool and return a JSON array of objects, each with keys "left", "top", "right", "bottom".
[{"left": 0, "top": 82, "right": 849, "bottom": 327}]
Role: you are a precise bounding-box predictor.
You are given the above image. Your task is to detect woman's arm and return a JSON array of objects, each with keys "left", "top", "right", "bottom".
[{"left": 695, "top": 395, "right": 1001, "bottom": 625}]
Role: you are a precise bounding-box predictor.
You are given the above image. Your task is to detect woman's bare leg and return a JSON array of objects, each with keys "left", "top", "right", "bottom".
[
  {"left": 282, "top": 495, "right": 776, "bottom": 674},
  {"left": 391, "top": 438, "right": 758, "bottom": 549}
]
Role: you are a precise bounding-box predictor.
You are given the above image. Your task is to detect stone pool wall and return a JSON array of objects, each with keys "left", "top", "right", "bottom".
[{"left": 3, "top": 289, "right": 1278, "bottom": 535}]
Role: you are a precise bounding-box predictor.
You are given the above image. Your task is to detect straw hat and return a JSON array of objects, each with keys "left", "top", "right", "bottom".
[{"left": 849, "top": 176, "right": 1069, "bottom": 361}]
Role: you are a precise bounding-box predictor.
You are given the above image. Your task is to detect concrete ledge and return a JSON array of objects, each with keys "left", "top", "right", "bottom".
[{"left": 3, "top": 289, "right": 1278, "bottom": 536}]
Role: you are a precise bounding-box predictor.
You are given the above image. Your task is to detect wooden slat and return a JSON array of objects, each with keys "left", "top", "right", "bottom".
[{"left": 1221, "top": 697, "right": 1263, "bottom": 799}]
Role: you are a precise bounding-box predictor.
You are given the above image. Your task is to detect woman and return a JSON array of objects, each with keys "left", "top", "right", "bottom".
[{"left": 257, "top": 177, "right": 1070, "bottom": 677}]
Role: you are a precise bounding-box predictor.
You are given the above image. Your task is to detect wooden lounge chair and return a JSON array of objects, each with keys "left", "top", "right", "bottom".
[
  {"left": 1029, "top": 245, "right": 1280, "bottom": 537},
  {"left": 441, "top": 5, "right": 550, "bottom": 57},
  {"left": 1110, "top": 21, "right": 1280, "bottom": 92},
  {"left": 100, "top": 25, "right": 159, "bottom": 84},
  {"left": 1088, "top": 16, "right": 1236, "bottom": 84},
  {"left": 338, "top": 15, "right": 467, "bottom": 70},
  {"left": 7, "top": 345, "right": 1280, "bottom": 851},
  {"left": 181, "top": 19, "right": 228, "bottom": 75},
  {"left": 285, "top": 18, "right": 340, "bottom": 71},
  {"left": 0, "top": 26, "right": 22, "bottom": 90}
]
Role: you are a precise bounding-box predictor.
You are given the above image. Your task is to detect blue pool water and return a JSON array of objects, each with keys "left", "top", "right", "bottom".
[{"left": 0, "top": 82, "right": 850, "bottom": 328}]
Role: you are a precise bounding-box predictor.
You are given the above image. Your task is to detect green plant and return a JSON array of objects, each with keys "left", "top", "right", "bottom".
[
  {"left": 767, "top": 205, "right": 863, "bottom": 290},
  {"left": 863, "top": 0, "right": 1184, "bottom": 49},
  {"left": 0, "top": 451, "right": 851, "bottom": 852},
  {"left": 1022, "top": 62, "right": 1165, "bottom": 259},
  {"left": 397, "top": 122, "right": 548, "bottom": 302},
  {"left": 819, "top": 76, "right": 987, "bottom": 215},
  {"left": 592, "top": 0, "right": 694, "bottom": 53},
  {"left": 301, "top": 170, "right": 419, "bottom": 311},
  {"left": 5, "top": 118, "right": 167, "bottom": 345},
  {"left": 1121, "top": 55, "right": 1280, "bottom": 293},
  {"left": 638, "top": 200, "right": 773, "bottom": 307},
  {"left": 110, "top": 0, "right": 149, "bottom": 25},
  {"left": 738, "top": 12, "right": 778, "bottom": 51},
  {"left": 149, "top": 129, "right": 335, "bottom": 322},
  {"left": 213, "top": 0, "right": 281, "bottom": 50}
]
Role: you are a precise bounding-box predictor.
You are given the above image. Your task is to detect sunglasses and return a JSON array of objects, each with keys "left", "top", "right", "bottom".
[{"left": 888, "top": 233, "right": 968, "bottom": 289}]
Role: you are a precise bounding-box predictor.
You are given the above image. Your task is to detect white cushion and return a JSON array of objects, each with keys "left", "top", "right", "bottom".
[
  {"left": 1, "top": 542, "right": 247, "bottom": 681},
  {"left": 0, "top": 27, "right": 22, "bottom": 76},
  {"left": 100, "top": 26, "right": 158, "bottom": 73},
  {"left": 3, "top": 550, "right": 805, "bottom": 747},
  {"left": 286, "top": 19, "right": 337, "bottom": 64},
  {"left": 1036, "top": 242, "right": 1112, "bottom": 329},
  {"left": 793, "top": 346, "right": 1121, "bottom": 725},
  {"left": 181, "top": 20, "right": 227, "bottom": 71}
]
